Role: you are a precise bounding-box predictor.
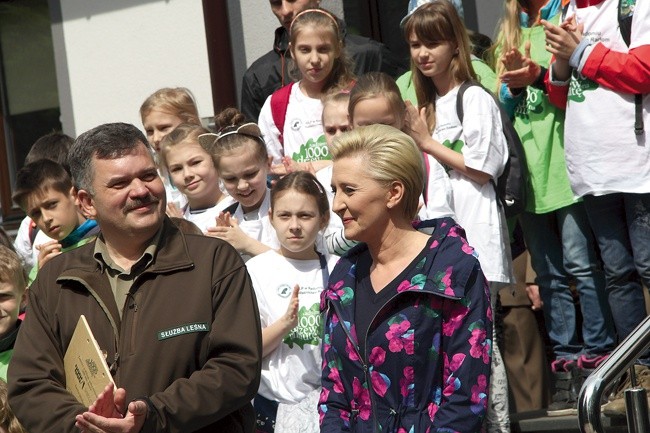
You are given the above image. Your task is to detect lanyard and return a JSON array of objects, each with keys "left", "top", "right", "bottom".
[{"left": 317, "top": 252, "right": 330, "bottom": 290}]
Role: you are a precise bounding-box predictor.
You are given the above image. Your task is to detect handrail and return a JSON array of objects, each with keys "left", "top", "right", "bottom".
[{"left": 579, "top": 315, "right": 650, "bottom": 433}]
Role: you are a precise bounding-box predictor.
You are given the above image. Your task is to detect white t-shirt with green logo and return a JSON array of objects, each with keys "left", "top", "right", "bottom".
[
  {"left": 433, "top": 84, "right": 512, "bottom": 284},
  {"left": 259, "top": 82, "right": 330, "bottom": 165},
  {"left": 247, "top": 249, "right": 337, "bottom": 404},
  {"left": 563, "top": 0, "right": 650, "bottom": 196}
]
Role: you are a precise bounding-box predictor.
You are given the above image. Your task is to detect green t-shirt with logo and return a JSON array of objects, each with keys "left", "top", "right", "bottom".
[{"left": 498, "top": 12, "right": 579, "bottom": 213}]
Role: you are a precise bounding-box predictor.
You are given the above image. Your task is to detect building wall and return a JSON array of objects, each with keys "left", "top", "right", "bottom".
[
  {"left": 50, "top": 0, "right": 501, "bottom": 136},
  {"left": 51, "top": 0, "right": 214, "bottom": 137}
]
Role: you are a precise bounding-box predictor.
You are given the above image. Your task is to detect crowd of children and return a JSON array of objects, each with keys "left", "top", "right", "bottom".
[{"left": 3, "top": 0, "right": 648, "bottom": 431}]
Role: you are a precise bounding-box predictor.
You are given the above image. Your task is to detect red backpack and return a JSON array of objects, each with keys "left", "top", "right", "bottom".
[{"left": 270, "top": 82, "right": 295, "bottom": 148}]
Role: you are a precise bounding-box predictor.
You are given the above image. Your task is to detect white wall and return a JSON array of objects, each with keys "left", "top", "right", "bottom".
[{"left": 51, "top": 0, "right": 213, "bottom": 137}]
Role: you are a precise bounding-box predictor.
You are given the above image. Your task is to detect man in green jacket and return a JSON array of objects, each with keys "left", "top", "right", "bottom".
[{"left": 8, "top": 123, "right": 262, "bottom": 433}]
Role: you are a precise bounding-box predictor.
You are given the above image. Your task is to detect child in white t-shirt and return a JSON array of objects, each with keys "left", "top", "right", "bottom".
[
  {"left": 199, "top": 108, "right": 280, "bottom": 261},
  {"left": 140, "top": 87, "right": 202, "bottom": 212},
  {"left": 258, "top": 8, "right": 355, "bottom": 178},
  {"left": 159, "top": 124, "right": 235, "bottom": 232},
  {"left": 246, "top": 171, "right": 337, "bottom": 433},
  {"left": 403, "top": 2, "right": 512, "bottom": 431}
]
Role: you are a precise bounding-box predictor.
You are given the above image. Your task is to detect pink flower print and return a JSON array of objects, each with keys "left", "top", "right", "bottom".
[
  {"left": 320, "top": 385, "right": 329, "bottom": 404},
  {"left": 485, "top": 285, "right": 493, "bottom": 321},
  {"left": 386, "top": 320, "right": 415, "bottom": 354},
  {"left": 428, "top": 401, "right": 439, "bottom": 420},
  {"left": 328, "top": 311, "right": 340, "bottom": 328},
  {"left": 351, "top": 377, "right": 371, "bottom": 421},
  {"left": 442, "top": 353, "right": 466, "bottom": 397},
  {"left": 339, "top": 408, "right": 350, "bottom": 424},
  {"left": 442, "top": 301, "right": 470, "bottom": 336},
  {"left": 468, "top": 321, "right": 491, "bottom": 364},
  {"left": 397, "top": 274, "right": 426, "bottom": 293},
  {"left": 447, "top": 353, "right": 466, "bottom": 371},
  {"left": 369, "top": 346, "right": 386, "bottom": 366},
  {"left": 441, "top": 266, "right": 456, "bottom": 296},
  {"left": 319, "top": 387, "right": 330, "bottom": 424},
  {"left": 430, "top": 239, "right": 440, "bottom": 249},
  {"left": 370, "top": 369, "right": 390, "bottom": 397},
  {"left": 346, "top": 335, "right": 360, "bottom": 362},
  {"left": 471, "top": 374, "right": 488, "bottom": 415},
  {"left": 327, "top": 363, "right": 344, "bottom": 394},
  {"left": 397, "top": 279, "right": 412, "bottom": 293},
  {"left": 327, "top": 279, "right": 354, "bottom": 305},
  {"left": 399, "top": 366, "right": 415, "bottom": 399},
  {"left": 471, "top": 374, "right": 488, "bottom": 404},
  {"left": 448, "top": 226, "right": 474, "bottom": 255}
]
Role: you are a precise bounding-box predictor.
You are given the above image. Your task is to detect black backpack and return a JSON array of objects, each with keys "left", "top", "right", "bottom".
[{"left": 455, "top": 81, "right": 529, "bottom": 218}]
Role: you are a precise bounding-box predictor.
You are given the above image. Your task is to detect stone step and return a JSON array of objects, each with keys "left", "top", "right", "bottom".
[{"left": 512, "top": 410, "right": 629, "bottom": 433}]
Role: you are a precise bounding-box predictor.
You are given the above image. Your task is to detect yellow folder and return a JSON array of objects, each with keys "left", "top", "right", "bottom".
[{"left": 64, "top": 315, "right": 115, "bottom": 407}]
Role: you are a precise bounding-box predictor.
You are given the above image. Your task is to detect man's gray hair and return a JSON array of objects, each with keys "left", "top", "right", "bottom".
[{"left": 68, "top": 123, "right": 152, "bottom": 194}]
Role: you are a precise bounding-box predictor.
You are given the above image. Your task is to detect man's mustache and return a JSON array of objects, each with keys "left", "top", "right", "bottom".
[{"left": 123, "top": 196, "right": 160, "bottom": 212}]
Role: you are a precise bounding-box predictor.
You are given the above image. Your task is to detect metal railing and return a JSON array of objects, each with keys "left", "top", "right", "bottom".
[{"left": 579, "top": 315, "right": 650, "bottom": 433}]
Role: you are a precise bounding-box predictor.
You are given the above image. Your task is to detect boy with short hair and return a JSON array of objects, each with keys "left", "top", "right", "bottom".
[
  {"left": 0, "top": 245, "right": 27, "bottom": 381},
  {"left": 13, "top": 132, "right": 74, "bottom": 270},
  {"left": 12, "top": 159, "right": 99, "bottom": 283}
]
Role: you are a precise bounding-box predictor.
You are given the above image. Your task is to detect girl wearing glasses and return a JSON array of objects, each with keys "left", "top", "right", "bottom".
[
  {"left": 258, "top": 8, "right": 355, "bottom": 177},
  {"left": 158, "top": 124, "right": 235, "bottom": 232},
  {"left": 199, "top": 108, "right": 279, "bottom": 261}
]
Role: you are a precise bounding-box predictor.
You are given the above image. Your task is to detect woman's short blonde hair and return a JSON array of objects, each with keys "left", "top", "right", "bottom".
[{"left": 330, "top": 124, "right": 424, "bottom": 220}]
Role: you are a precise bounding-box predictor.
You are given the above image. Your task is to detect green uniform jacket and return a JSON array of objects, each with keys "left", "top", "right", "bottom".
[{"left": 8, "top": 217, "right": 262, "bottom": 433}]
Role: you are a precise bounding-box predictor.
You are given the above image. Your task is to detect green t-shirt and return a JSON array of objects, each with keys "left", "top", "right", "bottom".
[
  {"left": 497, "top": 12, "right": 578, "bottom": 213},
  {"left": 396, "top": 56, "right": 498, "bottom": 106},
  {"left": 0, "top": 349, "right": 12, "bottom": 381}
]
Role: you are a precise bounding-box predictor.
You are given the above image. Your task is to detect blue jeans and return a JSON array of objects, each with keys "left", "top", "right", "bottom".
[
  {"left": 583, "top": 193, "right": 650, "bottom": 364},
  {"left": 520, "top": 202, "right": 615, "bottom": 359}
]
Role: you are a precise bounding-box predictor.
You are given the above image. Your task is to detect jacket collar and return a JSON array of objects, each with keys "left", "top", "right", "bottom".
[
  {"left": 56, "top": 217, "right": 195, "bottom": 333},
  {"left": 322, "top": 217, "right": 471, "bottom": 312},
  {"left": 57, "top": 217, "right": 194, "bottom": 284}
]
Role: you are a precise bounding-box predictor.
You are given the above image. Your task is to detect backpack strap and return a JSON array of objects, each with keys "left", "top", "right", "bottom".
[
  {"left": 455, "top": 81, "right": 474, "bottom": 124},
  {"left": 454, "top": 80, "right": 500, "bottom": 195},
  {"left": 270, "top": 82, "right": 294, "bottom": 148},
  {"left": 422, "top": 152, "right": 430, "bottom": 206},
  {"left": 222, "top": 201, "right": 239, "bottom": 216},
  {"left": 28, "top": 220, "right": 39, "bottom": 245}
]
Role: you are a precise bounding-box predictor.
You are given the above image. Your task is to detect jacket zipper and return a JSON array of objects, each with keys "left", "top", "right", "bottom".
[{"left": 122, "top": 290, "right": 138, "bottom": 353}]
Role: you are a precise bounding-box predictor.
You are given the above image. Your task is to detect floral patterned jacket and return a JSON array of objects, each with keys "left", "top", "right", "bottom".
[{"left": 319, "top": 218, "right": 492, "bottom": 433}]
